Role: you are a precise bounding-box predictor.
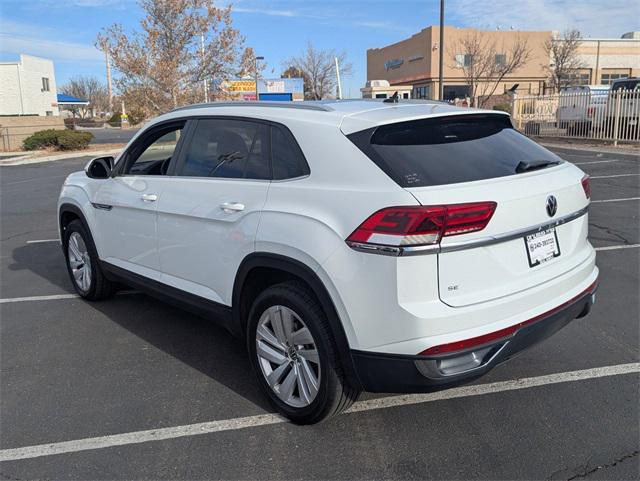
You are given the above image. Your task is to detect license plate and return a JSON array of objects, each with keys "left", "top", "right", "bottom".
[{"left": 525, "top": 228, "right": 560, "bottom": 267}]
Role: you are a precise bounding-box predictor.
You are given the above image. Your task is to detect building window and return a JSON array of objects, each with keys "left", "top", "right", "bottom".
[
  {"left": 402, "top": 92, "right": 409, "bottom": 99},
  {"left": 45, "top": 111, "right": 53, "bottom": 116},
  {"left": 413, "top": 85, "right": 430, "bottom": 99},
  {"left": 564, "top": 70, "right": 591, "bottom": 86},
  {"left": 601, "top": 73, "right": 629, "bottom": 85},
  {"left": 443, "top": 85, "right": 471, "bottom": 101},
  {"left": 375, "top": 93, "right": 388, "bottom": 99},
  {"left": 495, "top": 54, "right": 506, "bottom": 67},
  {"left": 455, "top": 54, "right": 473, "bottom": 68},
  {"left": 42, "top": 77, "right": 50, "bottom": 92}
]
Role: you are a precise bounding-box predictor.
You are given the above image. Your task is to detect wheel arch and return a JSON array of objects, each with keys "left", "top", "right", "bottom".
[
  {"left": 232, "top": 252, "right": 362, "bottom": 388},
  {"left": 59, "top": 203, "right": 90, "bottom": 239}
]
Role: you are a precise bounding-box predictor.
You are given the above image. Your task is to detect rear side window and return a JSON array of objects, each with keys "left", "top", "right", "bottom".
[
  {"left": 178, "top": 119, "right": 270, "bottom": 179},
  {"left": 271, "top": 125, "right": 310, "bottom": 180},
  {"left": 348, "top": 114, "right": 562, "bottom": 188}
]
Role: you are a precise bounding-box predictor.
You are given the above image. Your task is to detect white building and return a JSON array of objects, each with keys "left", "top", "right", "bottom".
[
  {"left": 360, "top": 80, "right": 413, "bottom": 100},
  {"left": 0, "top": 54, "right": 59, "bottom": 116}
]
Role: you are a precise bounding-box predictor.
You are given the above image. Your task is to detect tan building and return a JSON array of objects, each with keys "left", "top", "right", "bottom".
[
  {"left": 367, "top": 26, "right": 552, "bottom": 101},
  {"left": 569, "top": 32, "right": 640, "bottom": 86}
]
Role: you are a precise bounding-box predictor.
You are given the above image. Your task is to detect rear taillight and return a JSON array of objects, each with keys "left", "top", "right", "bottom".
[
  {"left": 581, "top": 175, "right": 591, "bottom": 199},
  {"left": 346, "top": 202, "right": 497, "bottom": 249}
]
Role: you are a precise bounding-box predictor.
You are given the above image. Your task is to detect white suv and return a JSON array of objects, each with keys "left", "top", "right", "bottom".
[{"left": 58, "top": 100, "right": 598, "bottom": 424}]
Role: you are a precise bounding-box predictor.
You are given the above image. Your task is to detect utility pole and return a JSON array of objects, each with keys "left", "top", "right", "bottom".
[
  {"left": 438, "top": 0, "right": 445, "bottom": 100},
  {"left": 594, "top": 40, "right": 601, "bottom": 84},
  {"left": 255, "top": 55, "right": 264, "bottom": 101},
  {"left": 201, "top": 34, "right": 209, "bottom": 103},
  {"left": 105, "top": 50, "right": 113, "bottom": 113},
  {"left": 334, "top": 56, "right": 343, "bottom": 99}
]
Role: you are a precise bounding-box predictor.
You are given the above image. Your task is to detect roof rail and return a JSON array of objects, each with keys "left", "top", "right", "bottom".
[{"left": 171, "top": 101, "right": 334, "bottom": 113}]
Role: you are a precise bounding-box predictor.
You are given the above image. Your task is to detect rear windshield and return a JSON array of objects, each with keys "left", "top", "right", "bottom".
[{"left": 347, "top": 114, "right": 563, "bottom": 188}]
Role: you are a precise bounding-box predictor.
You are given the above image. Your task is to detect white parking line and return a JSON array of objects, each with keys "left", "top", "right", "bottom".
[
  {"left": 26, "top": 239, "right": 59, "bottom": 244},
  {"left": 595, "top": 244, "right": 640, "bottom": 251},
  {"left": 590, "top": 173, "right": 640, "bottom": 179},
  {"left": 0, "top": 293, "right": 80, "bottom": 304},
  {"left": 0, "top": 291, "right": 139, "bottom": 304},
  {"left": 574, "top": 159, "right": 626, "bottom": 165},
  {"left": 0, "top": 363, "right": 637, "bottom": 462},
  {"left": 591, "top": 197, "right": 640, "bottom": 203}
]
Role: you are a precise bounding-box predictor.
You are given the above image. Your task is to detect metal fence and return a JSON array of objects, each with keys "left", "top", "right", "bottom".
[{"left": 512, "top": 89, "right": 640, "bottom": 144}]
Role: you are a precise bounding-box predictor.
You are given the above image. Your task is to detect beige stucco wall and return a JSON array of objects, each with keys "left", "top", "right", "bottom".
[
  {"left": 367, "top": 26, "right": 552, "bottom": 98},
  {"left": 575, "top": 39, "right": 640, "bottom": 83},
  {"left": 0, "top": 116, "right": 65, "bottom": 151}
]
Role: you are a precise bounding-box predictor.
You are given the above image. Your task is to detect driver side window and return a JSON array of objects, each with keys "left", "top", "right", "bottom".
[{"left": 125, "top": 125, "right": 184, "bottom": 176}]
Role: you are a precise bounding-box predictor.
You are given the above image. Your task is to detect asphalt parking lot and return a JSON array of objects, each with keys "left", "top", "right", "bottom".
[{"left": 1, "top": 145, "right": 638, "bottom": 480}]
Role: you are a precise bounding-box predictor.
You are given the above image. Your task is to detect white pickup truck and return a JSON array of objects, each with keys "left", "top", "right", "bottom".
[{"left": 557, "top": 85, "right": 610, "bottom": 135}]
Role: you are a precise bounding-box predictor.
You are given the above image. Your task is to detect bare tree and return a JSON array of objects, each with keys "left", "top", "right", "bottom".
[
  {"left": 97, "top": 0, "right": 245, "bottom": 115},
  {"left": 237, "top": 47, "right": 266, "bottom": 79},
  {"left": 285, "top": 42, "right": 352, "bottom": 100},
  {"left": 545, "top": 29, "right": 584, "bottom": 91},
  {"left": 59, "top": 76, "right": 109, "bottom": 118},
  {"left": 450, "top": 31, "right": 531, "bottom": 107}
]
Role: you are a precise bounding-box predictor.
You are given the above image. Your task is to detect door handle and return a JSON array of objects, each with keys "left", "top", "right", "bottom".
[
  {"left": 220, "top": 202, "right": 245, "bottom": 212},
  {"left": 141, "top": 193, "right": 158, "bottom": 202}
]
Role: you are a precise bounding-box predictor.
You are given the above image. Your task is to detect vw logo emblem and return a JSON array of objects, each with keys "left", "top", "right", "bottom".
[{"left": 546, "top": 195, "right": 558, "bottom": 217}]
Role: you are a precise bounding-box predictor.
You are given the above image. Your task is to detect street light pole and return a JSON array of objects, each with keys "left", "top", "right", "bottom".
[
  {"left": 201, "top": 34, "right": 208, "bottom": 103},
  {"left": 438, "top": 0, "right": 445, "bottom": 101},
  {"left": 255, "top": 55, "right": 264, "bottom": 101}
]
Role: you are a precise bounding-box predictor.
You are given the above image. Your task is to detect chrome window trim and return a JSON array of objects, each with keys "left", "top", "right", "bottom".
[{"left": 347, "top": 205, "right": 589, "bottom": 257}]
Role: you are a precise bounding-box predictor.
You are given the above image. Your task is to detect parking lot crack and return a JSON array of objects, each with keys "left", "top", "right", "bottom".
[
  {"left": 565, "top": 450, "right": 639, "bottom": 480},
  {"left": 590, "top": 222, "right": 633, "bottom": 245}
]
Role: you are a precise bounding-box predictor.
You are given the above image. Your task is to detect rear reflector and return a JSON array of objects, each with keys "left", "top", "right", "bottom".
[
  {"left": 581, "top": 175, "right": 591, "bottom": 199},
  {"left": 346, "top": 202, "right": 497, "bottom": 248},
  {"left": 419, "top": 280, "right": 598, "bottom": 356}
]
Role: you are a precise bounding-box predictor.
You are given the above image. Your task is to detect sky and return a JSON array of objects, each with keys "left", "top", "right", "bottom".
[{"left": 0, "top": 0, "right": 638, "bottom": 98}]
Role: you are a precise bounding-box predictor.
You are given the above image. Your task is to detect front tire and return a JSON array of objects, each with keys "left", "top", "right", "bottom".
[
  {"left": 63, "top": 219, "right": 115, "bottom": 300},
  {"left": 247, "top": 282, "right": 360, "bottom": 424}
]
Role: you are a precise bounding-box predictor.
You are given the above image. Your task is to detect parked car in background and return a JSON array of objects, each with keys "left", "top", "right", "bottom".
[
  {"left": 557, "top": 85, "right": 610, "bottom": 135},
  {"left": 58, "top": 100, "right": 598, "bottom": 423},
  {"left": 605, "top": 77, "right": 640, "bottom": 138}
]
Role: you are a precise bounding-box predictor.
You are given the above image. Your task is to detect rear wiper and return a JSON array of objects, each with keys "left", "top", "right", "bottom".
[{"left": 515, "top": 159, "right": 561, "bottom": 173}]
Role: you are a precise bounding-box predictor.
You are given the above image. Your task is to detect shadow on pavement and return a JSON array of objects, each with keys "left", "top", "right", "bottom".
[{"left": 8, "top": 242, "right": 273, "bottom": 412}]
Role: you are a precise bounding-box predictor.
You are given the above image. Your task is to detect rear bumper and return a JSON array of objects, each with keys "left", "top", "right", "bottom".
[{"left": 351, "top": 281, "right": 597, "bottom": 393}]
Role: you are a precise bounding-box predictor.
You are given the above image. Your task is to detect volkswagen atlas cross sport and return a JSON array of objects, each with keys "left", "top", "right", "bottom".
[{"left": 58, "top": 100, "right": 598, "bottom": 424}]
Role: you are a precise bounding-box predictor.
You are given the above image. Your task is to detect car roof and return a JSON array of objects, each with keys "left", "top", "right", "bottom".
[{"left": 152, "top": 99, "right": 506, "bottom": 135}]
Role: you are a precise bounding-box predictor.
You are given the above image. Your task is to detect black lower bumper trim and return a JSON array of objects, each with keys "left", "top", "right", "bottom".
[{"left": 351, "top": 289, "right": 595, "bottom": 393}]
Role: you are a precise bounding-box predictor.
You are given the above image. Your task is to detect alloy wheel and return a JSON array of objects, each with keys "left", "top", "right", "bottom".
[
  {"left": 67, "top": 232, "right": 92, "bottom": 292},
  {"left": 255, "top": 305, "right": 321, "bottom": 408}
]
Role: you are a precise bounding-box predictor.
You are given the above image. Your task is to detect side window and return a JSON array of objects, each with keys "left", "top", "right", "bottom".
[
  {"left": 126, "top": 125, "right": 183, "bottom": 176},
  {"left": 179, "top": 119, "right": 270, "bottom": 179},
  {"left": 271, "top": 125, "right": 310, "bottom": 180}
]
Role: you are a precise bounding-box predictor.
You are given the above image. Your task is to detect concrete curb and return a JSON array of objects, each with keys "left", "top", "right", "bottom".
[{"left": 0, "top": 148, "right": 122, "bottom": 166}]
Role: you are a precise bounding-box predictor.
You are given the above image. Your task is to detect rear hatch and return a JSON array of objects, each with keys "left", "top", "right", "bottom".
[{"left": 347, "top": 113, "right": 591, "bottom": 307}]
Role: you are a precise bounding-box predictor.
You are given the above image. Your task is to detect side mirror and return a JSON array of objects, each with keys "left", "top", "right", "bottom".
[{"left": 85, "top": 156, "right": 114, "bottom": 179}]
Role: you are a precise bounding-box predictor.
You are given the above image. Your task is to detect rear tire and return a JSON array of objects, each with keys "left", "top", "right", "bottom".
[
  {"left": 63, "top": 219, "right": 115, "bottom": 300},
  {"left": 247, "top": 282, "right": 361, "bottom": 424}
]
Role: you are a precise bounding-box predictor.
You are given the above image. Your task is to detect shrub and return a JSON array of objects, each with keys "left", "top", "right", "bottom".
[
  {"left": 493, "top": 103, "right": 512, "bottom": 113},
  {"left": 22, "top": 129, "right": 60, "bottom": 150},
  {"left": 22, "top": 129, "right": 93, "bottom": 151},
  {"left": 108, "top": 111, "right": 124, "bottom": 126},
  {"left": 56, "top": 130, "right": 93, "bottom": 150}
]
